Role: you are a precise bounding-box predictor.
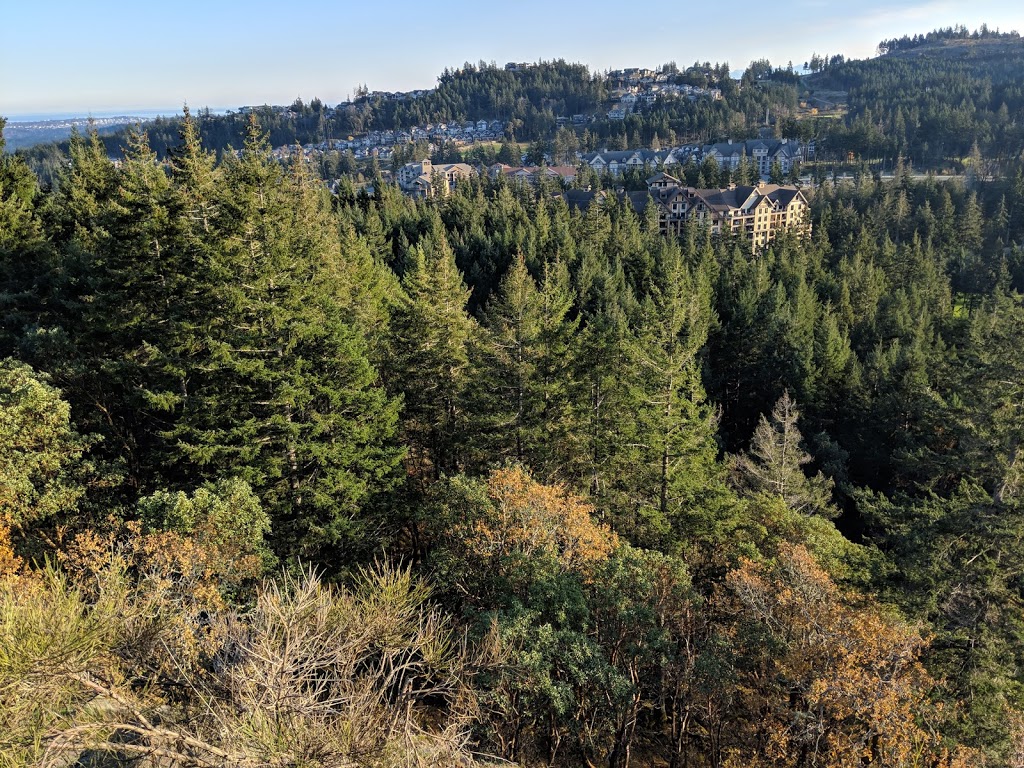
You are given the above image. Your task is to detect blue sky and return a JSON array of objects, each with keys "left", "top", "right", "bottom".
[{"left": 3, "top": 0, "right": 1024, "bottom": 118}]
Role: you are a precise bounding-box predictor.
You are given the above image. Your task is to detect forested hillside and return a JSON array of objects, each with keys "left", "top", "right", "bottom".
[
  {"left": 13, "top": 30, "right": 1024, "bottom": 188},
  {"left": 3, "top": 93, "right": 1024, "bottom": 767},
  {"left": 809, "top": 29, "right": 1024, "bottom": 166}
]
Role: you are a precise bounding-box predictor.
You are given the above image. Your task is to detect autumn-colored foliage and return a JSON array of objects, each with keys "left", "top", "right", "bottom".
[
  {"left": 464, "top": 466, "right": 618, "bottom": 571},
  {"left": 723, "top": 544, "right": 976, "bottom": 767},
  {"left": 0, "top": 521, "right": 21, "bottom": 579},
  {"left": 6, "top": 110, "right": 1023, "bottom": 766}
]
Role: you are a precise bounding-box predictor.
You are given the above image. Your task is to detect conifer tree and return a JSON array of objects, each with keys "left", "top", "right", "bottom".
[
  {"left": 532, "top": 254, "right": 580, "bottom": 476},
  {"left": 170, "top": 106, "right": 219, "bottom": 231},
  {"left": 476, "top": 254, "right": 544, "bottom": 466},
  {"left": 735, "top": 153, "right": 756, "bottom": 186},
  {"left": 939, "top": 292, "right": 1024, "bottom": 502},
  {"left": 564, "top": 303, "right": 634, "bottom": 511},
  {"left": 729, "top": 391, "right": 836, "bottom": 516},
  {"left": 476, "top": 253, "right": 578, "bottom": 476},
  {"left": 171, "top": 119, "right": 401, "bottom": 560},
  {"left": 0, "top": 120, "right": 42, "bottom": 256},
  {"left": 810, "top": 305, "right": 860, "bottom": 424},
  {"left": 959, "top": 191, "right": 984, "bottom": 253},
  {"left": 624, "top": 240, "right": 726, "bottom": 547},
  {"left": 388, "top": 235, "right": 478, "bottom": 484},
  {"left": 33, "top": 128, "right": 184, "bottom": 495},
  {"left": 334, "top": 219, "right": 401, "bottom": 366},
  {"left": 1009, "top": 168, "right": 1024, "bottom": 242},
  {"left": 0, "top": 120, "right": 50, "bottom": 356}
]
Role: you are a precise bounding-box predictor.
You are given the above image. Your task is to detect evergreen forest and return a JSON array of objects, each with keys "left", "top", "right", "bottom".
[
  {"left": 13, "top": 29, "right": 1024, "bottom": 187},
  {"left": 4, "top": 33, "right": 1024, "bottom": 765}
]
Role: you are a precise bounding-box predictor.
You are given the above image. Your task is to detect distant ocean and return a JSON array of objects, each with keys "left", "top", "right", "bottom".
[{"left": 6, "top": 108, "right": 228, "bottom": 123}]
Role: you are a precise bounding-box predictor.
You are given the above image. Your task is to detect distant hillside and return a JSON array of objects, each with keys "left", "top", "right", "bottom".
[
  {"left": 10, "top": 26, "right": 1024, "bottom": 179},
  {"left": 888, "top": 36, "right": 1024, "bottom": 62},
  {"left": 11, "top": 58, "right": 782, "bottom": 184},
  {"left": 876, "top": 24, "right": 1022, "bottom": 58},
  {"left": 805, "top": 28, "right": 1024, "bottom": 165}
]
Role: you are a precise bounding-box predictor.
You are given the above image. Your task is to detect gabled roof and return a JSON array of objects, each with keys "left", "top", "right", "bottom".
[
  {"left": 707, "top": 142, "right": 744, "bottom": 157},
  {"left": 649, "top": 186, "right": 687, "bottom": 205},
  {"left": 755, "top": 184, "right": 806, "bottom": 206},
  {"left": 648, "top": 171, "right": 681, "bottom": 185},
  {"left": 685, "top": 184, "right": 805, "bottom": 215},
  {"left": 581, "top": 149, "right": 668, "bottom": 166},
  {"left": 702, "top": 139, "right": 804, "bottom": 162}
]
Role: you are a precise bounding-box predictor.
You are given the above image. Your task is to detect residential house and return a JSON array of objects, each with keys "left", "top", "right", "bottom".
[
  {"left": 705, "top": 139, "right": 803, "bottom": 176},
  {"left": 487, "top": 164, "right": 577, "bottom": 186},
  {"left": 643, "top": 173, "right": 811, "bottom": 248},
  {"left": 397, "top": 159, "right": 476, "bottom": 198},
  {"left": 581, "top": 149, "right": 671, "bottom": 176}
]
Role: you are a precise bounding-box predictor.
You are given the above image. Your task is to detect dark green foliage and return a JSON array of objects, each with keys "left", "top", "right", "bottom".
[
  {"left": 0, "top": 121, "right": 52, "bottom": 356},
  {"left": 811, "top": 30, "right": 1024, "bottom": 167},
  {"left": 23, "top": 128, "right": 184, "bottom": 498},
  {"left": 167, "top": 123, "right": 402, "bottom": 561},
  {"left": 620, "top": 239, "right": 728, "bottom": 549},
  {"left": 387, "top": 235, "right": 478, "bottom": 483},
  {"left": 6, "top": 93, "right": 1024, "bottom": 764},
  {"left": 6, "top": 120, "right": 402, "bottom": 562},
  {"left": 474, "top": 253, "right": 578, "bottom": 475},
  {"left": 862, "top": 484, "right": 1024, "bottom": 763}
]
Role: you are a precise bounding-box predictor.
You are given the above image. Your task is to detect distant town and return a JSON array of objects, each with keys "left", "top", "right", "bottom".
[
  {"left": 250, "top": 64, "right": 726, "bottom": 164},
  {"left": 5, "top": 62, "right": 726, "bottom": 156}
]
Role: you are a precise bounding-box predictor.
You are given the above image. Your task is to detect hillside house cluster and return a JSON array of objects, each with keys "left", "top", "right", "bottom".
[
  {"left": 608, "top": 83, "right": 722, "bottom": 118},
  {"left": 268, "top": 118, "right": 510, "bottom": 164},
  {"left": 365, "top": 89, "right": 432, "bottom": 101},
  {"left": 606, "top": 68, "right": 673, "bottom": 89},
  {"left": 395, "top": 160, "right": 579, "bottom": 199},
  {"left": 331, "top": 120, "right": 506, "bottom": 153},
  {"left": 581, "top": 139, "right": 809, "bottom": 178}
]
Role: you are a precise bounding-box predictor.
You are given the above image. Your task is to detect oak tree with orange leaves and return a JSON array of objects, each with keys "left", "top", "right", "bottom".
[{"left": 722, "top": 544, "right": 974, "bottom": 768}]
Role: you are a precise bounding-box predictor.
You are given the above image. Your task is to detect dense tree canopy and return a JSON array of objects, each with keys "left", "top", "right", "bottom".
[{"left": 3, "top": 84, "right": 1024, "bottom": 766}]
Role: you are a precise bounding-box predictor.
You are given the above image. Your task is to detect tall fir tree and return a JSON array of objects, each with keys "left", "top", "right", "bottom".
[
  {"left": 624, "top": 239, "right": 728, "bottom": 548},
  {"left": 170, "top": 119, "right": 401, "bottom": 560},
  {"left": 729, "top": 390, "right": 836, "bottom": 516},
  {"left": 475, "top": 253, "right": 578, "bottom": 476},
  {"left": 31, "top": 128, "right": 183, "bottom": 498},
  {"left": 387, "top": 234, "right": 478, "bottom": 485},
  {"left": 0, "top": 119, "right": 50, "bottom": 356}
]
